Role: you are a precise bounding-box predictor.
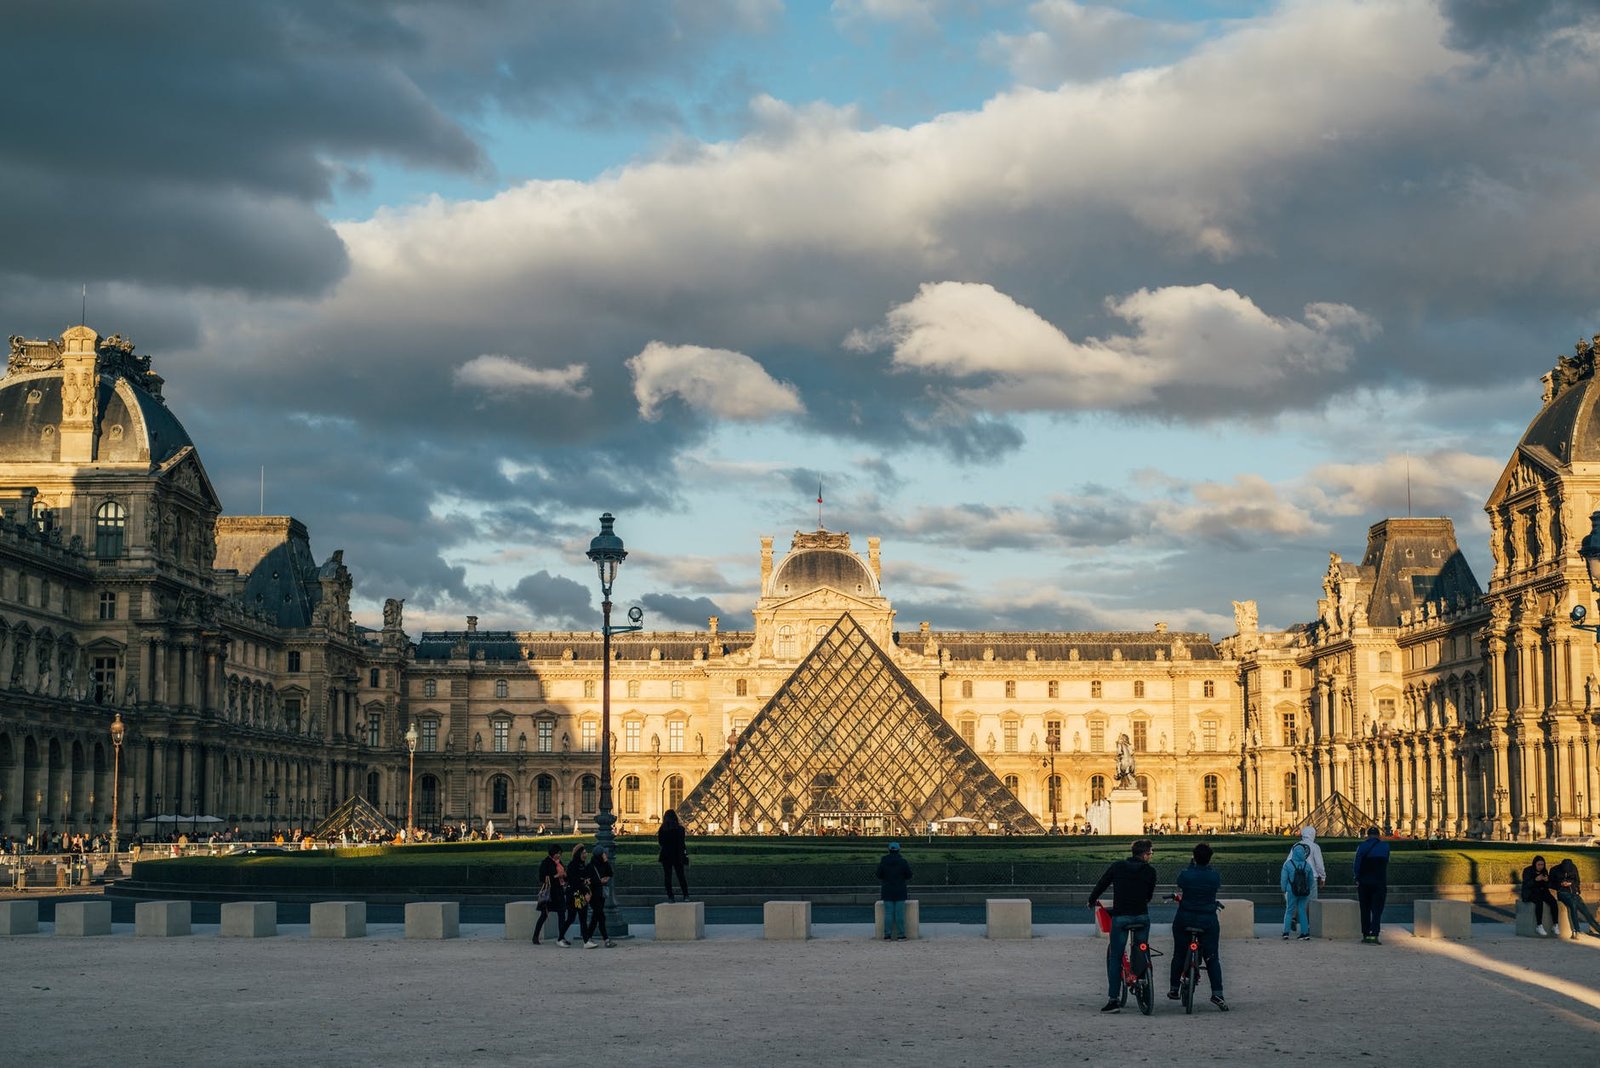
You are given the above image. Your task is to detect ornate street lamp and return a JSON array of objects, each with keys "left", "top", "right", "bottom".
[
  {"left": 266, "top": 787, "right": 278, "bottom": 837},
  {"left": 106, "top": 714, "right": 125, "bottom": 876},
  {"left": 405, "top": 722, "right": 419, "bottom": 840},
  {"left": 587, "top": 512, "right": 644, "bottom": 935},
  {"left": 1041, "top": 723, "right": 1060, "bottom": 833},
  {"left": 1568, "top": 511, "right": 1600, "bottom": 638}
]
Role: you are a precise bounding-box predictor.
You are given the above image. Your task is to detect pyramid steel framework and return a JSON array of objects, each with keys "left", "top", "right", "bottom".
[
  {"left": 1298, "top": 790, "right": 1375, "bottom": 838},
  {"left": 311, "top": 793, "right": 398, "bottom": 842},
  {"left": 678, "top": 613, "right": 1044, "bottom": 835}
]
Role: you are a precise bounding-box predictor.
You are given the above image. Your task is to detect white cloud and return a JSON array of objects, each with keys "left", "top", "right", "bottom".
[
  {"left": 453, "top": 354, "right": 590, "bottom": 395},
  {"left": 987, "top": 1, "right": 1199, "bottom": 84},
  {"left": 629, "top": 341, "right": 805, "bottom": 421},
  {"left": 847, "top": 280, "right": 1376, "bottom": 414}
]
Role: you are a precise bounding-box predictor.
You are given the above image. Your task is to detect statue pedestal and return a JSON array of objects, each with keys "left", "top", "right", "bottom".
[{"left": 1107, "top": 788, "right": 1145, "bottom": 837}]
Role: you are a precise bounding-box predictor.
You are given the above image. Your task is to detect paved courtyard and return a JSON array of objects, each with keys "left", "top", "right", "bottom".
[{"left": 3, "top": 917, "right": 1597, "bottom": 1066}]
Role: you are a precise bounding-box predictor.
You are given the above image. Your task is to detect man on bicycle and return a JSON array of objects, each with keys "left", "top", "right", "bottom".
[
  {"left": 1088, "top": 838, "right": 1157, "bottom": 1013},
  {"left": 1169, "top": 841, "right": 1228, "bottom": 1011}
]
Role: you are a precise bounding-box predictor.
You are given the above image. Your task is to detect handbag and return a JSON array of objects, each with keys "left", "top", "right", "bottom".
[{"left": 537, "top": 884, "right": 550, "bottom": 904}]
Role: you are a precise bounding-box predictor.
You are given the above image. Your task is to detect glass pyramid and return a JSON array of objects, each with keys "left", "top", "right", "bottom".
[{"left": 679, "top": 613, "right": 1044, "bottom": 835}]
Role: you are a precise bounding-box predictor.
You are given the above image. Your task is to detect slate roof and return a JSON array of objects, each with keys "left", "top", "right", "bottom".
[{"left": 1355, "top": 517, "right": 1481, "bottom": 628}]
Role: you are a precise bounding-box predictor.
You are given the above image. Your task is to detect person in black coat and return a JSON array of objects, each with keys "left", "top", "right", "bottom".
[
  {"left": 1522, "top": 855, "right": 1560, "bottom": 935},
  {"left": 532, "top": 844, "right": 570, "bottom": 946},
  {"left": 1551, "top": 858, "right": 1600, "bottom": 939},
  {"left": 1088, "top": 839, "right": 1157, "bottom": 1013},
  {"left": 658, "top": 809, "right": 690, "bottom": 902},
  {"left": 875, "top": 842, "right": 913, "bottom": 940},
  {"left": 577, "top": 846, "right": 616, "bottom": 948}
]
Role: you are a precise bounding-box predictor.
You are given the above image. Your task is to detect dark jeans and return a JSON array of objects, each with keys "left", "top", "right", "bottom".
[
  {"left": 1358, "top": 881, "right": 1388, "bottom": 938},
  {"left": 1106, "top": 914, "right": 1150, "bottom": 999},
  {"left": 1169, "top": 913, "right": 1222, "bottom": 995},
  {"left": 662, "top": 860, "right": 689, "bottom": 900},
  {"left": 532, "top": 899, "right": 569, "bottom": 942},
  {"left": 1557, "top": 890, "right": 1598, "bottom": 934},
  {"left": 1526, "top": 889, "right": 1558, "bottom": 926},
  {"left": 580, "top": 893, "right": 608, "bottom": 942}
]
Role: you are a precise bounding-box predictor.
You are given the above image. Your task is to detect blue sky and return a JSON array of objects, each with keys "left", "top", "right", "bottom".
[{"left": 4, "top": 0, "right": 1594, "bottom": 637}]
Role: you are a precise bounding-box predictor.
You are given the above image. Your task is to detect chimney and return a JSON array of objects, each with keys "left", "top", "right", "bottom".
[
  {"left": 868, "top": 537, "right": 881, "bottom": 583},
  {"left": 57, "top": 325, "right": 100, "bottom": 462},
  {"left": 466, "top": 615, "right": 478, "bottom": 633},
  {"left": 760, "top": 536, "right": 774, "bottom": 592}
]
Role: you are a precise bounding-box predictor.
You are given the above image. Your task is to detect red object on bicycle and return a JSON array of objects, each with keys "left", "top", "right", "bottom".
[{"left": 1095, "top": 904, "right": 1112, "bottom": 934}]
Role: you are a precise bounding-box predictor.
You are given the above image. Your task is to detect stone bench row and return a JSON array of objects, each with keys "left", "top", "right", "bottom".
[{"left": 0, "top": 897, "right": 1491, "bottom": 941}]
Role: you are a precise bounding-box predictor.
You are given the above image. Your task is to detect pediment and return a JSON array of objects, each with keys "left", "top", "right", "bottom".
[
  {"left": 158, "top": 446, "right": 222, "bottom": 510},
  {"left": 1487, "top": 446, "right": 1559, "bottom": 509},
  {"left": 763, "top": 586, "right": 884, "bottom": 614}
]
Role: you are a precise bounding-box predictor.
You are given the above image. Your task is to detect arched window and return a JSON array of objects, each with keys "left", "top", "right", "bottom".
[
  {"left": 491, "top": 775, "right": 510, "bottom": 814},
  {"left": 495, "top": 678, "right": 509, "bottom": 698},
  {"left": 777, "top": 626, "right": 795, "bottom": 658},
  {"left": 1135, "top": 774, "right": 1151, "bottom": 813},
  {"left": 1285, "top": 771, "right": 1299, "bottom": 813},
  {"left": 95, "top": 500, "right": 126, "bottom": 558},
  {"left": 961, "top": 679, "right": 973, "bottom": 699},
  {"left": 1047, "top": 774, "right": 1062, "bottom": 813},
  {"left": 622, "top": 775, "right": 641, "bottom": 815},
  {"left": 662, "top": 774, "right": 684, "bottom": 813},
  {"left": 1091, "top": 774, "right": 1107, "bottom": 803},
  {"left": 536, "top": 774, "right": 554, "bottom": 815},
  {"left": 1003, "top": 774, "right": 1020, "bottom": 794},
  {"left": 580, "top": 774, "right": 597, "bottom": 813},
  {"left": 1203, "top": 774, "right": 1220, "bottom": 813}
]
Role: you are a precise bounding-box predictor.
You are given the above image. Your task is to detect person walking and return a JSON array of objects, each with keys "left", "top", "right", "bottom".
[
  {"left": 532, "top": 844, "right": 569, "bottom": 946},
  {"left": 568, "top": 844, "right": 603, "bottom": 948},
  {"left": 1087, "top": 838, "right": 1157, "bottom": 1014},
  {"left": 658, "top": 809, "right": 690, "bottom": 902},
  {"left": 1353, "top": 826, "right": 1390, "bottom": 944},
  {"left": 1281, "top": 840, "right": 1314, "bottom": 941},
  {"left": 1551, "top": 858, "right": 1600, "bottom": 939},
  {"left": 1521, "top": 855, "right": 1560, "bottom": 936},
  {"left": 875, "top": 841, "right": 913, "bottom": 941},
  {"left": 583, "top": 846, "right": 617, "bottom": 948},
  {"left": 1169, "top": 842, "right": 1228, "bottom": 1011}
]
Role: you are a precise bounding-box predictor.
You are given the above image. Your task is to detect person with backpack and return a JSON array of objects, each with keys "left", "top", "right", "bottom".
[
  {"left": 875, "top": 841, "right": 913, "bottom": 940},
  {"left": 1353, "top": 826, "right": 1391, "bottom": 944},
  {"left": 1281, "top": 841, "right": 1314, "bottom": 940}
]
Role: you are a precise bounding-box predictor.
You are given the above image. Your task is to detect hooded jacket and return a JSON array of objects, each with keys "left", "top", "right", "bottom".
[
  {"left": 1089, "top": 856, "right": 1157, "bottom": 916},
  {"left": 1280, "top": 842, "right": 1314, "bottom": 897},
  {"left": 1352, "top": 834, "right": 1390, "bottom": 886},
  {"left": 1299, "top": 827, "right": 1327, "bottom": 884},
  {"left": 876, "top": 849, "right": 913, "bottom": 901}
]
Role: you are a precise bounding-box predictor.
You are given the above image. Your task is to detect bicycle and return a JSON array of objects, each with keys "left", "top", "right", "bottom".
[
  {"left": 1164, "top": 896, "right": 1226, "bottom": 1014},
  {"left": 1099, "top": 905, "right": 1160, "bottom": 1015}
]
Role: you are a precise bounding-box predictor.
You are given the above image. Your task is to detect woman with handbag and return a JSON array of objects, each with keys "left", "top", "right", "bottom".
[
  {"left": 532, "top": 844, "right": 570, "bottom": 946},
  {"left": 578, "top": 845, "right": 617, "bottom": 948},
  {"left": 568, "top": 844, "right": 600, "bottom": 948}
]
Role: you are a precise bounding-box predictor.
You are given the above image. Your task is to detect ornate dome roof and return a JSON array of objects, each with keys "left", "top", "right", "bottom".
[
  {"left": 1521, "top": 334, "right": 1600, "bottom": 464},
  {"left": 0, "top": 329, "right": 191, "bottom": 465},
  {"left": 770, "top": 531, "right": 878, "bottom": 597}
]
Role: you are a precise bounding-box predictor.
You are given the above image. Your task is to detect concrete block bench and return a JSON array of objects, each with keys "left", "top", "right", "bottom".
[
  {"left": 874, "top": 900, "right": 919, "bottom": 940},
  {"left": 312, "top": 901, "right": 367, "bottom": 939},
  {"left": 655, "top": 901, "right": 706, "bottom": 941},
  {"left": 1414, "top": 899, "right": 1471, "bottom": 940},
  {"left": 1218, "top": 899, "right": 1256, "bottom": 939},
  {"left": 1309, "top": 899, "right": 1360, "bottom": 940},
  {"left": 504, "top": 901, "right": 539, "bottom": 941},
  {"left": 406, "top": 901, "right": 459, "bottom": 940},
  {"left": 763, "top": 900, "right": 811, "bottom": 941},
  {"left": 1516, "top": 900, "right": 1568, "bottom": 937},
  {"left": 136, "top": 900, "right": 192, "bottom": 937},
  {"left": 0, "top": 899, "right": 40, "bottom": 935},
  {"left": 221, "top": 901, "right": 277, "bottom": 938},
  {"left": 55, "top": 901, "right": 112, "bottom": 937},
  {"left": 986, "top": 898, "right": 1032, "bottom": 939}
]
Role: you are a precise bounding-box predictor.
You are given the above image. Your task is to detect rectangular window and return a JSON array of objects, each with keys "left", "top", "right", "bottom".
[
  {"left": 287, "top": 650, "right": 302, "bottom": 672},
  {"left": 1132, "top": 721, "right": 1148, "bottom": 753},
  {"left": 1133, "top": 680, "right": 1145, "bottom": 698},
  {"left": 1282, "top": 710, "right": 1297, "bottom": 745},
  {"left": 668, "top": 721, "right": 684, "bottom": 753},
  {"left": 582, "top": 720, "right": 597, "bottom": 753},
  {"left": 1047, "top": 680, "right": 1059, "bottom": 699},
  {"left": 367, "top": 715, "right": 380, "bottom": 747},
  {"left": 283, "top": 698, "right": 301, "bottom": 731},
  {"left": 1091, "top": 680, "right": 1103, "bottom": 699},
  {"left": 1045, "top": 719, "right": 1061, "bottom": 750},
  {"left": 732, "top": 718, "right": 748, "bottom": 734},
  {"left": 1090, "top": 722, "right": 1105, "bottom": 753},
  {"left": 1202, "top": 721, "right": 1218, "bottom": 751},
  {"left": 671, "top": 680, "right": 684, "bottom": 699},
  {"left": 1202, "top": 680, "right": 1216, "bottom": 698},
  {"left": 495, "top": 679, "right": 509, "bottom": 699},
  {"left": 583, "top": 679, "right": 596, "bottom": 699},
  {"left": 369, "top": 667, "right": 380, "bottom": 688},
  {"left": 1378, "top": 698, "right": 1396, "bottom": 718},
  {"left": 92, "top": 656, "right": 117, "bottom": 705},
  {"left": 537, "top": 721, "right": 553, "bottom": 753},
  {"left": 1004, "top": 680, "right": 1016, "bottom": 699},
  {"left": 98, "top": 592, "right": 117, "bottom": 620},
  {"left": 423, "top": 678, "right": 437, "bottom": 698},
  {"left": 627, "top": 679, "right": 640, "bottom": 699},
  {"left": 493, "top": 721, "right": 510, "bottom": 753},
  {"left": 961, "top": 680, "right": 973, "bottom": 699},
  {"left": 625, "top": 721, "right": 642, "bottom": 753},
  {"left": 1003, "top": 722, "right": 1018, "bottom": 753},
  {"left": 735, "top": 678, "right": 748, "bottom": 697},
  {"left": 421, "top": 721, "right": 438, "bottom": 753},
  {"left": 960, "top": 720, "right": 975, "bottom": 746}
]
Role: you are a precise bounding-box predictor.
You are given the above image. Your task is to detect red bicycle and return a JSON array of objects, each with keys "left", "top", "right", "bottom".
[{"left": 1099, "top": 905, "right": 1160, "bottom": 1015}]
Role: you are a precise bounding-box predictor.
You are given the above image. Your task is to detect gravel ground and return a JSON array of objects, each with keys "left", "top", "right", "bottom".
[{"left": 3, "top": 920, "right": 1597, "bottom": 1067}]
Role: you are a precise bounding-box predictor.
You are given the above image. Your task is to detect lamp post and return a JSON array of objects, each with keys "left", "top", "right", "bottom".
[
  {"left": 1043, "top": 724, "right": 1060, "bottom": 833},
  {"left": 1430, "top": 787, "right": 1443, "bottom": 840},
  {"left": 34, "top": 789, "right": 42, "bottom": 850},
  {"left": 266, "top": 787, "right": 278, "bottom": 838},
  {"left": 1529, "top": 790, "right": 1538, "bottom": 839},
  {"left": 192, "top": 792, "right": 201, "bottom": 841},
  {"left": 587, "top": 512, "right": 644, "bottom": 935},
  {"left": 405, "top": 722, "right": 418, "bottom": 840},
  {"left": 106, "top": 714, "right": 125, "bottom": 876}
]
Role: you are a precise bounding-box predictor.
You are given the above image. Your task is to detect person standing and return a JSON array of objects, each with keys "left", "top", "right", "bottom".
[
  {"left": 1353, "top": 826, "right": 1390, "bottom": 944},
  {"left": 875, "top": 842, "right": 913, "bottom": 941},
  {"left": 1298, "top": 826, "right": 1327, "bottom": 897},
  {"left": 658, "top": 809, "right": 690, "bottom": 902},
  {"left": 584, "top": 846, "right": 617, "bottom": 948},
  {"left": 1169, "top": 842, "right": 1227, "bottom": 1011},
  {"left": 532, "top": 844, "right": 569, "bottom": 946},
  {"left": 1281, "top": 840, "right": 1314, "bottom": 941},
  {"left": 1521, "top": 855, "right": 1560, "bottom": 936},
  {"left": 1087, "top": 838, "right": 1157, "bottom": 1014},
  {"left": 1551, "top": 858, "right": 1600, "bottom": 939}
]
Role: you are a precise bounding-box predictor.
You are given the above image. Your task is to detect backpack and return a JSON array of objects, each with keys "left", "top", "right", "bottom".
[{"left": 1290, "top": 850, "right": 1311, "bottom": 897}]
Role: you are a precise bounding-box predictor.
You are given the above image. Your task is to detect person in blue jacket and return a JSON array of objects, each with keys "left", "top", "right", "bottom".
[
  {"left": 1353, "top": 826, "right": 1390, "bottom": 944},
  {"left": 1280, "top": 841, "right": 1314, "bottom": 941},
  {"left": 1168, "top": 842, "right": 1227, "bottom": 1011}
]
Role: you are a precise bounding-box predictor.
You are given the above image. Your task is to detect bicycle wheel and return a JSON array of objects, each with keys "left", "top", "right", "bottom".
[
  {"left": 1181, "top": 950, "right": 1197, "bottom": 1014},
  {"left": 1136, "top": 977, "right": 1154, "bottom": 1016},
  {"left": 1119, "top": 975, "right": 1130, "bottom": 1008}
]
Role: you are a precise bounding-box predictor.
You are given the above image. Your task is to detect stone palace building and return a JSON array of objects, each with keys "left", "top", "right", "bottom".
[{"left": 1, "top": 323, "right": 1597, "bottom": 840}]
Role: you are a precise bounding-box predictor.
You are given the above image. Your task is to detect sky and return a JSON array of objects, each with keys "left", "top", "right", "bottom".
[{"left": 4, "top": 0, "right": 1598, "bottom": 638}]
